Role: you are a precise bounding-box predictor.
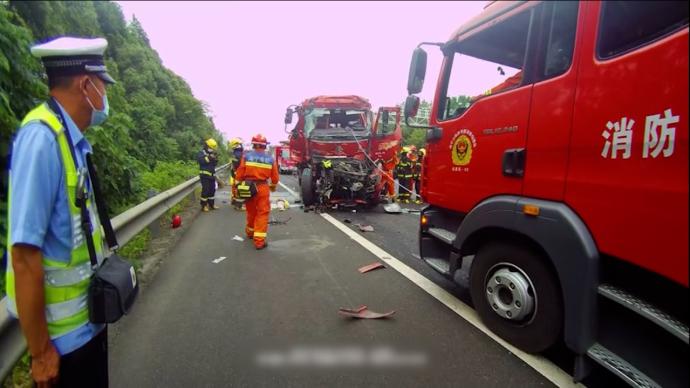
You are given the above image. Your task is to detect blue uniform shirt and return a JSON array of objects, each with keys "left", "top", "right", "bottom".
[{"left": 9, "top": 101, "right": 104, "bottom": 355}]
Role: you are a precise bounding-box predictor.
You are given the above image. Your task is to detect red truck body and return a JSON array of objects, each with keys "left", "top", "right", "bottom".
[
  {"left": 406, "top": 1, "right": 688, "bottom": 385},
  {"left": 286, "top": 95, "right": 401, "bottom": 207},
  {"left": 274, "top": 143, "right": 297, "bottom": 174}
]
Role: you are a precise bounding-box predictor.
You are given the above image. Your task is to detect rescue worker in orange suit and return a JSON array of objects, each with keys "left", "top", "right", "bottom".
[
  {"left": 413, "top": 148, "right": 425, "bottom": 204},
  {"left": 382, "top": 150, "right": 399, "bottom": 201},
  {"left": 235, "top": 134, "right": 279, "bottom": 250},
  {"left": 198, "top": 138, "right": 219, "bottom": 212},
  {"left": 395, "top": 148, "right": 413, "bottom": 204}
]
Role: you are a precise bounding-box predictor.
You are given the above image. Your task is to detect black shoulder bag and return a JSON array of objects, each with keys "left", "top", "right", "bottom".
[{"left": 48, "top": 98, "right": 139, "bottom": 324}]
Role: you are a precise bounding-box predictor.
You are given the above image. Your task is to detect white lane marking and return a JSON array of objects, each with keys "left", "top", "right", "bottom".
[
  {"left": 278, "top": 181, "right": 299, "bottom": 199},
  {"left": 212, "top": 256, "right": 227, "bottom": 264},
  {"left": 320, "top": 213, "right": 584, "bottom": 388}
]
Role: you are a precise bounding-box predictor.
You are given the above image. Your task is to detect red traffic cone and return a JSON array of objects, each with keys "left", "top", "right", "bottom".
[{"left": 171, "top": 214, "right": 182, "bottom": 229}]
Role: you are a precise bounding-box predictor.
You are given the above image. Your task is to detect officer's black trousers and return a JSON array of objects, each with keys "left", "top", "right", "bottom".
[
  {"left": 54, "top": 327, "right": 108, "bottom": 388},
  {"left": 200, "top": 176, "right": 216, "bottom": 207}
]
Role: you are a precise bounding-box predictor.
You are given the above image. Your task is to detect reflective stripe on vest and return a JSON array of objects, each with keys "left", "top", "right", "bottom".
[{"left": 5, "top": 103, "right": 104, "bottom": 338}]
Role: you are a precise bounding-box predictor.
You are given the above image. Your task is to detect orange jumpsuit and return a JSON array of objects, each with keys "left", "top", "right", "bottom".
[
  {"left": 235, "top": 148, "right": 279, "bottom": 249},
  {"left": 382, "top": 153, "right": 398, "bottom": 197}
]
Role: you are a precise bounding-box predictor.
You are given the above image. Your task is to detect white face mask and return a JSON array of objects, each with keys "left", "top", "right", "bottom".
[{"left": 84, "top": 78, "right": 109, "bottom": 126}]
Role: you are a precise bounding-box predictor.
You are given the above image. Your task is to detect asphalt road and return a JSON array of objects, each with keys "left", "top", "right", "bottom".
[{"left": 107, "top": 175, "right": 617, "bottom": 387}]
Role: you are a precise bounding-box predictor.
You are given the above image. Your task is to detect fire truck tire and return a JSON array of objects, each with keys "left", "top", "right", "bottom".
[
  {"left": 300, "top": 168, "right": 315, "bottom": 206},
  {"left": 469, "top": 241, "right": 563, "bottom": 353}
]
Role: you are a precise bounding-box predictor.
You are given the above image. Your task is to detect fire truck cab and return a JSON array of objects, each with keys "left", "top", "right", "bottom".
[{"left": 404, "top": 1, "right": 688, "bottom": 386}]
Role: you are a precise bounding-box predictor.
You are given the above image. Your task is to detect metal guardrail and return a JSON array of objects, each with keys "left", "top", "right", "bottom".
[{"left": 0, "top": 164, "right": 228, "bottom": 381}]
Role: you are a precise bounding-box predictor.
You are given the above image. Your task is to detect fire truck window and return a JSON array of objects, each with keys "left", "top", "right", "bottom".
[
  {"left": 541, "top": 1, "right": 578, "bottom": 79},
  {"left": 376, "top": 110, "right": 398, "bottom": 136},
  {"left": 439, "top": 7, "right": 533, "bottom": 121},
  {"left": 281, "top": 149, "right": 290, "bottom": 158},
  {"left": 597, "top": 1, "right": 689, "bottom": 59}
]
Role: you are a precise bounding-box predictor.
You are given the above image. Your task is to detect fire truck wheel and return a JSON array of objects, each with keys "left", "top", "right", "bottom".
[
  {"left": 469, "top": 241, "right": 563, "bottom": 353},
  {"left": 300, "top": 168, "right": 315, "bottom": 206}
]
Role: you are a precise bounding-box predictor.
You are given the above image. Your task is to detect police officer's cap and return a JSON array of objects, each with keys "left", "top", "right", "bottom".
[{"left": 31, "top": 37, "right": 116, "bottom": 84}]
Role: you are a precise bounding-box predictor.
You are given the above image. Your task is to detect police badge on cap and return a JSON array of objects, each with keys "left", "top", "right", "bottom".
[{"left": 30, "top": 37, "right": 116, "bottom": 84}]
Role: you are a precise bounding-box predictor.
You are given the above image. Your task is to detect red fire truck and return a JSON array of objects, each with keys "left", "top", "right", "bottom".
[
  {"left": 404, "top": 1, "right": 688, "bottom": 386},
  {"left": 285, "top": 95, "right": 401, "bottom": 208},
  {"left": 274, "top": 141, "right": 297, "bottom": 175}
]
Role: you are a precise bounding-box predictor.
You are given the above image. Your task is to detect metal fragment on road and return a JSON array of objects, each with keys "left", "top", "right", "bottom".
[
  {"left": 358, "top": 262, "right": 385, "bottom": 273},
  {"left": 212, "top": 256, "right": 227, "bottom": 264},
  {"left": 383, "top": 203, "right": 402, "bottom": 213},
  {"left": 269, "top": 217, "right": 291, "bottom": 225},
  {"left": 338, "top": 305, "right": 395, "bottom": 319},
  {"left": 232, "top": 235, "right": 244, "bottom": 241},
  {"left": 355, "top": 224, "right": 374, "bottom": 232},
  {"left": 344, "top": 218, "right": 352, "bottom": 223}
]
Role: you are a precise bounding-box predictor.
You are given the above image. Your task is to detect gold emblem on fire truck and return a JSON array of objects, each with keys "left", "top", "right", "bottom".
[{"left": 451, "top": 129, "right": 477, "bottom": 167}]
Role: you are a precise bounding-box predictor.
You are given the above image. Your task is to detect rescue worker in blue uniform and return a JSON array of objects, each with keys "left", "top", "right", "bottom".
[
  {"left": 197, "top": 138, "right": 219, "bottom": 212},
  {"left": 5, "top": 36, "right": 115, "bottom": 388}
]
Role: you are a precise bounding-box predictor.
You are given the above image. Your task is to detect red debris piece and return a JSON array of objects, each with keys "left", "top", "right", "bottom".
[
  {"left": 358, "top": 262, "right": 385, "bottom": 274},
  {"left": 338, "top": 305, "right": 396, "bottom": 319}
]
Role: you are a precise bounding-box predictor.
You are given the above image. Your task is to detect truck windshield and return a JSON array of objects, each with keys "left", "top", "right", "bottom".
[
  {"left": 304, "top": 108, "right": 371, "bottom": 139},
  {"left": 439, "top": 2, "right": 578, "bottom": 121},
  {"left": 439, "top": 5, "right": 532, "bottom": 121}
]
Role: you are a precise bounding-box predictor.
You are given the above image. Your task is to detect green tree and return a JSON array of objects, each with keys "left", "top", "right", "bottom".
[{"left": 1, "top": 1, "right": 230, "bottom": 292}]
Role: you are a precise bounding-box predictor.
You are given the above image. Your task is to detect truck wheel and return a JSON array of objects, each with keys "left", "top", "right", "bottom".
[
  {"left": 301, "top": 168, "right": 315, "bottom": 206},
  {"left": 469, "top": 242, "right": 562, "bottom": 353}
]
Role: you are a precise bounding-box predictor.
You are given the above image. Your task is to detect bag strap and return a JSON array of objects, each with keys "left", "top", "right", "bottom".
[{"left": 86, "top": 154, "right": 119, "bottom": 250}]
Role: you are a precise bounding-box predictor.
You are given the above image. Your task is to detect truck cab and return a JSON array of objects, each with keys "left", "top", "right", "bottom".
[
  {"left": 405, "top": 1, "right": 688, "bottom": 386},
  {"left": 285, "top": 96, "right": 401, "bottom": 208}
]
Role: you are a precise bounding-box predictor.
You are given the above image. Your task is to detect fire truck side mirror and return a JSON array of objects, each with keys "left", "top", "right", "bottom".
[
  {"left": 284, "top": 108, "right": 293, "bottom": 124},
  {"left": 407, "top": 47, "right": 427, "bottom": 95},
  {"left": 404, "top": 95, "right": 420, "bottom": 119},
  {"left": 426, "top": 126, "right": 443, "bottom": 142}
]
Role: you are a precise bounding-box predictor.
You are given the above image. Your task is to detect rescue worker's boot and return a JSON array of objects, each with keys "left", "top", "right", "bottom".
[
  {"left": 415, "top": 198, "right": 422, "bottom": 204},
  {"left": 202, "top": 205, "right": 209, "bottom": 212}
]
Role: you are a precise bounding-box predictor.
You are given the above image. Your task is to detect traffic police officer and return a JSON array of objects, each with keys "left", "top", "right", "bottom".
[
  {"left": 198, "top": 138, "right": 219, "bottom": 212},
  {"left": 235, "top": 134, "right": 279, "bottom": 250},
  {"left": 5, "top": 37, "right": 115, "bottom": 387}
]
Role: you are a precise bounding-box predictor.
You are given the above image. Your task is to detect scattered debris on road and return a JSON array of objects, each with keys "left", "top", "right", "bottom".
[
  {"left": 269, "top": 216, "right": 292, "bottom": 225},
  {"left": 212, "top": 256, "right": 227, "bottom": 264},
  {"left": 355, "top": 223, "right": 375, "bottom": 232},
  {"left": 358, "top": 262, "right": 385, "bottom": 273},
  {"left": 343, "top": 218, "right": 352, "bottom": 224},
  {"left": 401, "top": 208, "right": 421, "bottom": 214},
  {"left": 338, "top": 305, "right": 395, "bottom": 319},
  {"left": 383, "top": 203, "right": 402, "bottom": 214},
  {"left": 232, "top": 235, "right": 244, "bottom": 242}
]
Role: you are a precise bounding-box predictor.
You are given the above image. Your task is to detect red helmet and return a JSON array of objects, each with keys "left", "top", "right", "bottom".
[
  {"left": 171, "top": 214, "right": 182, "bottom": 229},
  {"left": 251, "top": 133, "right": 268, "bottom": 148}
]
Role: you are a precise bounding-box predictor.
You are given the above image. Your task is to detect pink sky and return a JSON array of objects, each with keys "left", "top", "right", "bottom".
[{"left": 116, "top": 1, "right": 488, "bottom": 143}]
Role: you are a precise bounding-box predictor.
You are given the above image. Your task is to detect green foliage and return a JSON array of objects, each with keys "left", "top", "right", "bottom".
[
  {"left": 1, "top": 1, "right": 228, "bottom": 288},
  {"left": 119, "top": 228, "right": 150, "bottom": 269},
  {"left": 399, "top": 99, "right": 432, "bottom": 149},
  {"left": 139, "top": 161, "right": 197, "bottom": 196},
  {"left": 2, "top": 351, "right": 31, "bottom": 388}
]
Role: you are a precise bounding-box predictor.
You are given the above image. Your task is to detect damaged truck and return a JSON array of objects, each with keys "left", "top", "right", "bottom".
[{"left": 284, "top": 95, "right": 401, "bottom": 208}]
